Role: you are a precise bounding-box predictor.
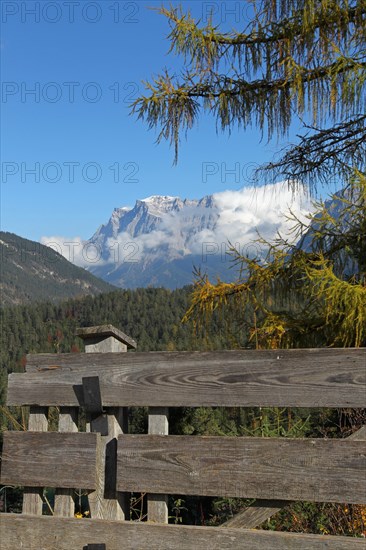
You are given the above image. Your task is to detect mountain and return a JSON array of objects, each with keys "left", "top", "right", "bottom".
[
  {"left": 79, "top": 186, "right": 314, "bottom": 289},
  {"left": 90, "top": 195, "right": 218, "bottom": 258},
  {"left": 42, "top": 184, "right": 312, "bottom": 289},
  {"left": 0, "top": 232, "right": 116, "bottom": 305},
  {"left": 85, "top": 194, "right": 233, "bottom": 288}
]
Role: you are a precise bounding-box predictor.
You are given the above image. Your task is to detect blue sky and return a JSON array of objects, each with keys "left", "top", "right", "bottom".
[{"left": 1, "top": 1, "right": 338, "bottom": 242}]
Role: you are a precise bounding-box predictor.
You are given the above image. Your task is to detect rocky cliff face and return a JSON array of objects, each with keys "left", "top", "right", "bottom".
[{"left": 85, "top": 194, "right": 227, "bottom": 288}]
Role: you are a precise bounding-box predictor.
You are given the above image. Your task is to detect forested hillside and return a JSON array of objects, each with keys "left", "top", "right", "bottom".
[
  {"left": 0, "top": 232, "right": 115, "bottom": 305},
  {"left": 0, "top": 286, "right": 231, "bottom": 391}
]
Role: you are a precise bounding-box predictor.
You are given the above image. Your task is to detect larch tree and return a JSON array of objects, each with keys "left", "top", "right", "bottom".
[
  {"left": 183, "top": 173, "right": 366, "bottom": 348},
  {"left": 133, "top": 0, "right": 365, "bottom": 184},
  {"left": 131, "top": 4, "right": 366, "bottom": 533},
  {"left": 132, "top": 0, "right": 366, "bottom": 348}
]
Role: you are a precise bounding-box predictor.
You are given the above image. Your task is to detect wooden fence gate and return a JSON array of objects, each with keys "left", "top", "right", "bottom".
[{"left": 1, "top": 324, "right": 365, "bottom": 549}]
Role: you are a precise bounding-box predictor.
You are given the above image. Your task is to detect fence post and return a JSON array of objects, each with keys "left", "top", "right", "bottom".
[
  {"left": 77, "top": 325, "right": 137, "bottom": 521},
  {"left": 54, "top": 407, "right": 78, "bottom": 517},
  {"left": 22, "top": 407, "right": 48, "bottom": 514},
  {"left": 147, "top": 407, "right": 169, "bottom": 523}
]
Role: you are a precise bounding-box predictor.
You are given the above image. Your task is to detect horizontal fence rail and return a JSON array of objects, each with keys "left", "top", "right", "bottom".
[
  {"left": 1, "top": 432, "right": 99, "bottom": 489},
  {"left": 2, "top": 339, "right": 366, "bottom": 550},
  {"left": 1, "top": 515, "right": 365, "bottom": 550},
  {"left": 7, "top": 348, "right": 366, "bottom": 407},
  {"left": 117, "top": 435, "right": 366, "bottom": 504}
]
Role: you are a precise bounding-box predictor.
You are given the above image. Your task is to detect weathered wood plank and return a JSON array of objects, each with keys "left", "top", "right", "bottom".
[
  {"left": 54, "top": 407, "right": 78, "bottom": 517},
  {"left": 348, "top": 425, "right": 366, "bottom": 440},
  {"left": 222, "top": 499, "right": 289, "bottom": 529},
  {"left": 148, "top": 407, "right": 169, "bottom": 523},
  {"left": 87, "top": 409, "right": 128, "bottom": 520},
  {"left": 1, "top": 432, "right": 99, "bottom": 489},
  {"left": 87, "top": 423, "right": 105, "bottom": 520},
  {"left": 8, "top": 348, "right": 366, "bottom": 407},
  {"left": 221, "top": 425, "right": 366, "bottom": 529},
  {"left": 1, "top": 514, "right": 364, "bottom": 549},
  {"left": 117, "top": 435, "right": 366, "bottom": 504},
  {"left": 22, "top": 406, "right": 48, "bottom": 515}
]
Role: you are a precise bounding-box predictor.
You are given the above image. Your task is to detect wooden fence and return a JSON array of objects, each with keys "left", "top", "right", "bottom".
[{"left": 1, "top": 324, "right": 365, "bottom": 549}]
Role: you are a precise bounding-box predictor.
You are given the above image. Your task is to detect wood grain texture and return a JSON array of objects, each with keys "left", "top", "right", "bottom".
[
  {"left": 221, "top": 500, "right": 289, "bottom": 529},
  {"left": 348, "top": 425, "right": 366, "bottom": 440},
  {"left": 87, "top": 410, "right": 128, "bottom": 520},
  {"left": 117, "top": 435, "right": 366, "bottom": 504},
  {"left": 221, "top": 425, "right": 366, "bottom": 529},
  {"left": 148, "top": 407, "right": 169, "bottom": 523},
  {"left": 22, "top": 406, "right": 48, "bottom": 515},
  {"left": 1, "top": 514, "right": 364, "bottom": 549},
  {"left": 8, "top": 348, "right": 366, "bottom": 407},
  {"left": 1, "top": 431, "right": 99, "bottom": 489},
  {"left": 54, "top": 407, "right": 78, "bottom": 517},
  {"left": 87, "top": 425, "right": 105, "bottom": 520}
]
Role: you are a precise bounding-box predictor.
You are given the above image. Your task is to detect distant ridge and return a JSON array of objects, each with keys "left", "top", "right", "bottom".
[{"left": 0, "top": 231, "right": 116, "bottom": 305}]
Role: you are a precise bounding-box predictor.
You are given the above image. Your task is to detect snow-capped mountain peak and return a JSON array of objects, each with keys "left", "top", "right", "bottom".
[
  {"left": 141, "top": 194, "right": 179, "bottom": 205},
  {"left": 74, "top": 184, "right": 314, "bottom": 289}
]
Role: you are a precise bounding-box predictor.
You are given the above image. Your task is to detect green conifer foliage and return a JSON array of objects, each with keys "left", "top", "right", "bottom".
[{"left": 132, "top": 1, "right": 365, "bottom": 189}]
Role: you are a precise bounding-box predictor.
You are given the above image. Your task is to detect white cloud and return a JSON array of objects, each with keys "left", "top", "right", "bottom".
[
  {"left": 40, "top": 236, "right": 106, "bottom": 268},
  {"left": 209, "top": 181, "right": 313, "bottom": 254}
]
